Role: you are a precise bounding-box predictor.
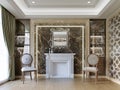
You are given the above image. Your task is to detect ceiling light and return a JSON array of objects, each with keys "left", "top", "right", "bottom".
[
  {"left": 88, "top": 0, "right": 91, "bottom": 4},
  {"left": 32, "top": 1, "right": 35, "bottom": 4}
]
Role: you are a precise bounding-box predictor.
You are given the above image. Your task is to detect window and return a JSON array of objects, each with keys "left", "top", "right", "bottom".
[{"left": 0, "top": 6, "right": 9, "bottom": 84}]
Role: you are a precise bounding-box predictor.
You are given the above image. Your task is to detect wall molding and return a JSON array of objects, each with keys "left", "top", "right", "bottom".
[{"left": 30, "top": 19, "right": 90, "bottom": 74}]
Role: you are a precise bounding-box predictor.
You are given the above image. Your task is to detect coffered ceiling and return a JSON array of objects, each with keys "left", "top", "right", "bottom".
[{"left": 0, "top": 0, "right": 120, "bottom": 19}]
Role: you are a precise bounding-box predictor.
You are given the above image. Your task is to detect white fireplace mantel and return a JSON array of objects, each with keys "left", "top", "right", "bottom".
[{"left": 45, "top": 53, "right": 75, "bottom": 78}]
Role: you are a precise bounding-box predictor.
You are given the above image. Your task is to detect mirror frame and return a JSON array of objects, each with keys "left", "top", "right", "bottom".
[{"left": 50, "top": 27, "right": 70, "bottom": 48}]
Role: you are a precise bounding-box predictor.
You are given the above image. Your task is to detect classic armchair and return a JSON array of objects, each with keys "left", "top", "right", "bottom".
[
  {"left": 21, "top": 53, "right": 37, "bottom": 84},
  {"left": 83, "top": 54, "right": 99, "bottom": 83}
]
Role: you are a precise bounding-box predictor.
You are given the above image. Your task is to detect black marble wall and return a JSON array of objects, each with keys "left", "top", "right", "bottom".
[{"left": 36, "top": 27, "right": 83, "bottom": 74}]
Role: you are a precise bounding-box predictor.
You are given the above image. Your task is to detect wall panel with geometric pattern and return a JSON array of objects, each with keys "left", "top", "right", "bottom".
[{"left": 108, "top": 12, "right": 120, "bottom": 80}]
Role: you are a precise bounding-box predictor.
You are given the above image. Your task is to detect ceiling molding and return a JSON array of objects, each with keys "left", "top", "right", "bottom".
[
  {"left": 0, "top": 0, "right": 120, "bottom": 19},
  {"left": 13, "top": 0, "right": 110, "bottom": 16}
]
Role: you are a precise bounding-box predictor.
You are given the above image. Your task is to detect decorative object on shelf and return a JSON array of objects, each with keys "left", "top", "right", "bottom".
[
  {"left": 90, "top": 36, "right": 104, "bottom": 45},
  {"left": 15, "top": 36, "right": 25, "bottom": 47},
  {"left": 90, "top": 47, "right": 104, "bottom": 57},
  {"left": 17, "top": 47, "right": 24, "bottom": 55}
]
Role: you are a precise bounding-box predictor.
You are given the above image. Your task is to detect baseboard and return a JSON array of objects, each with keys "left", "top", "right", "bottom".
[
  {"left": 15, "top": 74, "right": 120, "bottom": 85},
  {"left": 74, "top": 74, "right": 82, "bottom": 77},
  {"left": 37, "top": 74, "right": 46, "bottom": 78},
  {"left": 38, "top": 74, "right": 74, "bottom": 78},
  {"left": 37, "top": 74, "right": 82, "bottom": 78},
  {"left": 15, "top": 76, "right": 21, "bottom": 79},
  {"left": 106, "top": 76, "right": 120, "bottom": 85},
  {"left": 15, "top": 75, "right": 33, "bottom": 79},
  {"left": 23, "top": 74, "right": 107, "bottom": 78},
  {"left": 90, "top": 75, "right": 106, "bottom": 78},
  {"left": 74, "top": 74, "right": 106, "bottom": 78}
]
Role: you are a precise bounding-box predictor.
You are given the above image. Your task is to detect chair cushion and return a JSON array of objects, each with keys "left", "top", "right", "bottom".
[
  {"left": 21, "top": 66, "right": 37, "bottom": 72},
  {"left": 83, "top": 67, "right": 98, "bottom": 72}
]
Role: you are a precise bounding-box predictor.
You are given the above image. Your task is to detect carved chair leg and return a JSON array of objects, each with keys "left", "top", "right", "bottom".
[
  {"left": 30, "top": 72, "right": 32, "bottom": 80},
  {"left": 83, "top": 71, "right": 85, "bottom": 78},
  {"left": 95, "top": 71, "right": 98, "bottom": 83},
  {"left": 35, "top": 71, "right": 37, "bottom": 82},
  {"left": 22, "top": 72, "right": 25, "bottom": 84},
  {"left": 88, "top": 72, "right": 90, "bottom": 79},
  {"left": 21, "top": 72, "right": 23, "bottom": 81},
  {"left": 82, "top": 71, "right": 84, "bottom": 81}
]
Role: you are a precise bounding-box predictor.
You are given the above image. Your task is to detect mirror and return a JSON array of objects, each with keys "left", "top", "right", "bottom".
[{"left": 50, "top": 27, "right": 69, "bottom": 47}]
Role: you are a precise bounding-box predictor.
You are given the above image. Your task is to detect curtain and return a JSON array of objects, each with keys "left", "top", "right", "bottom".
[
  {"left": 0, "top": 5, "right": 9, "bottom": 84},
  {"left": 2, "top": 7, "right": 15, "bottom": 80}
]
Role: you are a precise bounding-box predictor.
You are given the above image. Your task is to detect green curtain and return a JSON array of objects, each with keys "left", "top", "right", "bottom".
[{"left": 2, "top": 7, "right": 15, "bottom": 80}]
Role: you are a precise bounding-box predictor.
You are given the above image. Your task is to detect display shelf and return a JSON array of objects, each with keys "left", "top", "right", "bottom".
[
  {"left": 15, "top": 19, "right": 30, "bottom": 76},
  {"left": 89, "top": 19, "right": 106, "bottom": 75},
  {"left": 15, "top": 32, "right": 30, "bottom": 47},
  {"left": 90, "top": 47, "right": 105, "bottom": 57},
  {"left": 90, "top": 19, "right": 105, "bottom": 57}
]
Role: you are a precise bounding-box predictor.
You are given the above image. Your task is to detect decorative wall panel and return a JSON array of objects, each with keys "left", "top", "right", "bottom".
[
  {"left": 35, "top": 26, "right": 83, "bottom": 74},
  {"left": 109, "top": 12, "right": 120, "bottom": 80}
]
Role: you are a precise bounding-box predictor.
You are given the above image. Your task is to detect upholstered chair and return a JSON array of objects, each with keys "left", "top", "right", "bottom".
[
  {"left": 21, "top": 53, "right": 37, "bottom": 84},
  {"left": 83, "top": 54, "right": 99, "bottom": 83}
]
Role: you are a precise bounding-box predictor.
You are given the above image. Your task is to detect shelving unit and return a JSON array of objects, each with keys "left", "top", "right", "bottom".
[
  {"left": 15, "top": 20, "right": 30, "bottom": 76},
  {"left": 89, "top": 19, "right": 106, "bottom": 75},
  {"left": 15, "top": 20, "right": 25, "bottom": 75},
  {"left": 90, "top": 35, "right": 105, "bottom": 57}
]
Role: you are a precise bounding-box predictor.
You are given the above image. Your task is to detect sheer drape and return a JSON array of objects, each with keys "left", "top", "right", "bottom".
[
  {"left": 0, "top": 6, "right": 9, "bottom": 84},
  {"left": 2, "top": 6, "right": 15, "bottom": 80}
]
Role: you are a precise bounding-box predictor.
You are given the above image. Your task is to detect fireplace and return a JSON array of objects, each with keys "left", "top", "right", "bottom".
[{"left": 45, "top": 53, "right": 75, "bottom": 78}]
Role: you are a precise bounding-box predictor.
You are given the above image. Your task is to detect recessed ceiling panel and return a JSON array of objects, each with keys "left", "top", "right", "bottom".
[
  {"left": 24, "top": 0, "right": 99, "bottom": 8},
  {"left": 1, "top": 0, "right": 116, "bottom": 18}
]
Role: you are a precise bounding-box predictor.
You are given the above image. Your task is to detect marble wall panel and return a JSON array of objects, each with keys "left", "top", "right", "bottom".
[{"left": 36, "top": 27, "right": 83, "bottom": 74}]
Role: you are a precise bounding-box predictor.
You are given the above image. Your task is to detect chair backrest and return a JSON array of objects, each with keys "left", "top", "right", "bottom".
[
  {"left": 21, "top": 53, "right": 33, "bottom": 66},
  {"left": 87, "top": 54, "right": 99, "bottom": 66}
]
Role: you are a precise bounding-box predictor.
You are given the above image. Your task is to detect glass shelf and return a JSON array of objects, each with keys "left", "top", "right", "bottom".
[
  {"left": 90, "top": 20, "right": 106, "bottom": 58},
  {"left": 89, "top": 19, "right": 106, "bottom": 75}
]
